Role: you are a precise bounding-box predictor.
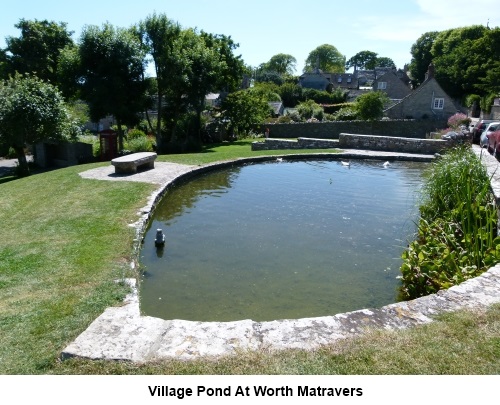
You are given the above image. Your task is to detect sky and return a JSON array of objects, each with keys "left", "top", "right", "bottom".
[{"left": 0, "top": 0, "right": 498, "bottom": 75}]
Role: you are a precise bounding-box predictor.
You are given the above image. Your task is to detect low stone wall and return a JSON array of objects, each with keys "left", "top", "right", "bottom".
[
  {"left": 261, "top": 119, "right": 447, "bottom": 139},
  {"left": 252, "top": 137, "right": 338, "bottom": 151},
  {"left": 252, "top": 134, "right": 452, "bottom": 155},
  {"left": 338, "top": 133, "right": 452, "bottom": 155}
]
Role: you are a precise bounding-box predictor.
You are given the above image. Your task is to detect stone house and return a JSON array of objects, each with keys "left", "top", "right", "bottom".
[
  {"left": 384, "top": 64, "right": 460, "bottom": 120},
  {"left": 372, "top": 69, "right": 411, "bottom": 101},
  {"left": 298, "top": 68, "right": 358, "bottom": 91}
]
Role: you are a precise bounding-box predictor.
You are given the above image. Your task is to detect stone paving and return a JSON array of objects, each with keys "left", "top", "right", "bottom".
[{"left": 61, "top": 146, "right": 500, "bottom": 362}]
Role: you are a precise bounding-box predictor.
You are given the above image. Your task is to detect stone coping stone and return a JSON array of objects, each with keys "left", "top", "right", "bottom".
[{"left": 65, "top": 147, "right": 500, "bottom": 362}]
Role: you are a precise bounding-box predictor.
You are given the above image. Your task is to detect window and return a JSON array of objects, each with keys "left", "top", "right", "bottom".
[
  {"left": 433, "top": 98, "right": 444, "bottom": 109},
  {"left": 377, "top": 82, "right": 387, "bottom": 90},
  {"left": 337, "top": 77, "right": 342, "bottom": 83},
  {"left": 347, "top": 77, "right": 352, "bottom": 83}
]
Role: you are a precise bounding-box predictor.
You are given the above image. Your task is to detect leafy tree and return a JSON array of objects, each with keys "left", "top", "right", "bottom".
[
  {"left": 265, "top": 53, "right": 297, "bottom": 76},
  {"left": 0, "top": 74, "right": 68, "bottom": 175},
  {"left": 431, "top": 25, "right": 494, "bottom": 99},
  {"left": 345, "top": 50, "right": 378, "bottom": 71},
  {"left": 355, "top": 91, "right": 388, "bottom": 121},
  {"left": 304, "top": 44, "right": 345, "bottom": 73},
  {"left": 76, "top": 23, "right": 147, "bottom": 150},
  {"left": 278, "top": 82, "right": 303, "bottom": 107},
  {"left": 2, "top": 19, "right": 74, "bottom": 84},
  {"left": 254, "top": 69, "right": 284, "bottom": 85},
  {"left": 409, "top": 31, "right": 439, "bottom": 87},
  {"left": 375, "top": 57, "right": 396, "bottom": 68},
  {"left": 136, "top": 13, "right": 182, "bottom": 151},
  {"left": 219, "top": 90, "right": 270, "bottom": 136}
]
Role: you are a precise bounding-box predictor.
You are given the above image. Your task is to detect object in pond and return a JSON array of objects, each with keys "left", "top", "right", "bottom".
[
  {"left": 276, "top": 158, "right": 283, "bottom": 162},
  {"left": 383, "top": 161, "right": 390, "bottom": 167},
  {"left": 341, "top": 160, "right": 350, "bottom": 167},
  {"left": 155, "top": 229, "right": 166, "bottom": 247}
]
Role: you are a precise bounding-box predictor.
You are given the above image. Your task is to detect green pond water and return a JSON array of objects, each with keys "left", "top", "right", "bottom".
[{"left": 139, "top": 159, "right": 426, "bottom": 322}]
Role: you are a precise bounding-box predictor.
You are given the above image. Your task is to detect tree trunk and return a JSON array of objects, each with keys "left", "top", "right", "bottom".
[
  {"left": 14, "top": 146, "right": 30, "bottom": 177},
  {"left": 116, "top": 118, "right": 124, "bottom": 152}
]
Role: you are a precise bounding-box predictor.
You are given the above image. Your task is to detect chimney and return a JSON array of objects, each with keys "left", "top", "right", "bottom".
[{"left": 425, "top": 63, "right": 435, "bottom": 81}]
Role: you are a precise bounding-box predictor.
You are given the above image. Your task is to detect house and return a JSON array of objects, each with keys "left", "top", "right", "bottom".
[
  {"left": 268, "top": 101, "right": 285, "bottom": 117},
  {"left": 384, "top": 64, "right": 460, "bottom": 120},
  {"left": 372, "top": 69, "right": 411, "bottom": 101},
  {"left": 298, "top": 68, "right": 358, "bottom": 91}
]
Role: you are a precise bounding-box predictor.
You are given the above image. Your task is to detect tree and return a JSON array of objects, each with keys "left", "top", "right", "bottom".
[
  {"left": 431, "top": 25, "right": 499, "bottom": 99},
  {"left": 136, "top": 13, "right": 182, "bottom": 151},
  {"left": 266, "top": 53, "right": 297, "bottom": 76},
  {"left": 2, "top": 19, "right": 74, "bottom": 84},
  {"left": 375, "top": 57, "right": 396, "bottom": 69},
  {"left": 0, "top": 74, "right": 68, "bottom": 176},
  {"left": 345, "top": 51, "right": 378, "bottom": 71},
  {"left": 76, "top": 23, "right": 147, "bottom": 150},
  {"left": 304, "top": 44, "right": 345, "bottom": 73},
  {"left": 409, "top": 31, "right": 439, "bottom": 87},
  {"left": 219, "top": 90, "right": 270, "bottom": 136},
  {"left": 355, "top": 91, "right": 388, "bottom": 121}
]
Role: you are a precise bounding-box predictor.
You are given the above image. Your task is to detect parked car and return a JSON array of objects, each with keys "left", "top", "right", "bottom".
[
  {"left": 472, "top": 119, "right": 496, "bottom": 144},
  {"left": 485, "top": 122, "right": 500, "bottom": 154}
]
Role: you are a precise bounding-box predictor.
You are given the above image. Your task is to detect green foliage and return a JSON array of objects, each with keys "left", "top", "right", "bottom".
[
  {"left": 346, "top": 50, "right": 378, "bottom": 71},
  {"left": 304, "top": 44, "right": 345, "bottom": 73},
  {"left": 465, "top": 94, "right": 481, "bottom": 108},
  {"left": 302, "top": 88, "right": 347, "bottom": 104},
  {"left": 127, "top": 128, "right": 147, "bottom": 140},
  {"left": 480, "top": 93, "right": 497, "bottom": 114},
  {"left": 332, "top": 106, "right": 359, "bottom": 121},
  {"left": 219, "top": 90, "right": 271, "bottom": 136},
  {"left": 277, "top": 82, "right": 303, "bottom": 107},
  {"left": 296, "top": 99, "right": 324, "bottom": 121},
  {"left": 125, "top": 135, "right": 155, "bottom": 152},
  {"left": 2, "top": 19, "right": 74, "bottom": 84},
  {"left": 409, "top": 31, "right": 439, "bottom": 87},
  {"left": 399, "top": 147, "right": 500, "bottom": 300},
  {"left": 0, "top": 74, "right": 68, "bottom": 175},
  {"left": 355, "top": 91, "right": 388, "bottom": 121}
]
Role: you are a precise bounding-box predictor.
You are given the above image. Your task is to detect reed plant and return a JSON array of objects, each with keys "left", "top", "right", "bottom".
[{"left": 400, "top": 146, "right": 500, "bottom": 299}]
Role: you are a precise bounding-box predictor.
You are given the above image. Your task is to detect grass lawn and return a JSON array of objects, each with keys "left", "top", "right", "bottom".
[{"left": 1, "top": 139, "right": 499, "bottom": 374}]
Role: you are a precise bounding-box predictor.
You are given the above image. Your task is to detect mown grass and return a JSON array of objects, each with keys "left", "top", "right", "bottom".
[{"left": 1, "top": 139, "right": 499, "bottom": 374}]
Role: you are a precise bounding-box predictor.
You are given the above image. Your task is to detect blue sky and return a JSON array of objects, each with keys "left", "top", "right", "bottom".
[{"left": 0, "top": 0, "right": 497, "bottom": 74}]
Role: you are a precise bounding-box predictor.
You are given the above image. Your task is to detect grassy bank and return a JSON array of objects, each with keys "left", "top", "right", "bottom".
[{"left": 1, "top": 140, "right": 499, "bottom": 374}]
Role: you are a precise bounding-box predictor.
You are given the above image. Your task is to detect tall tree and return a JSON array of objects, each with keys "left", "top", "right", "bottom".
[
  {"left": 0, "top": 74, "right": 68, "bottom": 176},
  {"left": 304, "top": 44, "right": 345, "bottom": 73},
  {"left": 136, "top": 13, "right": 182, "bottom": 151},
  {"left": 266, "top": 53, "right": 297, "bottom": 75},
  {"left": 77, "top": 23, "right": 147, "bottom": 150},
  {"left": 375, "top": 57, "right": 396, "bottom": 69},
  {"left": 345, "top": 50, "right": 378, "bottom": 71},
  {"left": 409, "top": 31, "right": 439, "bottom": 87},
  {"left": 2, "top": 19, "right": 74, "bottom": 84},
  {"left": 431, "top": 25, "right": 499, "bottom": 99}
]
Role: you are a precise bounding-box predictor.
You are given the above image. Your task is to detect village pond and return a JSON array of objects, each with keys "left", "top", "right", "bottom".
[{"left": 139, "top": 159, "right": 427, "bottom": 322}]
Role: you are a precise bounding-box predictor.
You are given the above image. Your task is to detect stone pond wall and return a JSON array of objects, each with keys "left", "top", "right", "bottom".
[
  {"left": 260, "top": 119, "right": 448, "bottom": 139},
  {"left": 252, "top": 134, "right": 454, "bottom": 155}
]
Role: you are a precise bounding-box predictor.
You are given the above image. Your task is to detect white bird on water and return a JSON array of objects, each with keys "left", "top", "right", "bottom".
[
  {"left": 276, "top": 158, "right": 283, "bottom": 162},
  {"left": 341, "top": 160, "right": 350, "bottom": 167},
  {"left": 383, "top": 161, "right": 390, "bottom": 167}
]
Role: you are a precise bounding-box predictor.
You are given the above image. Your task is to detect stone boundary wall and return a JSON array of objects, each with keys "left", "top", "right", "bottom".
[
  {"left": 338, "top": 133, "right": 452, "bottom": 155},
  {"left": 261, "top": 119, "right": 447, "bottom": 139},
  {"left": 252, "top": 134, "right": 453, "bottom": 155}
]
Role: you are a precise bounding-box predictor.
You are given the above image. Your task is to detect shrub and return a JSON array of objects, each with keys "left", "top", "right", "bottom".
[
  {"left": 399, "top": 147, "right": 500, "bottom": 300},
  {"left": 297, "top": 100, "right": 324, "bottom": 121},
  {"left": 332, "top": 107, "right": 359, "bottom": 121},
  {"left": 127, "top": 128, "right": 147, "bottom": 140},
  {"left": 125, "top": 136, "right": 154, "bottom": 153}
]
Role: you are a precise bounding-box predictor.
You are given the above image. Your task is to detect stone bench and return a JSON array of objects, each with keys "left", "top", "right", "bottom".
[{"left": 111, "top": 152, "right": 157, "bottom": 174}]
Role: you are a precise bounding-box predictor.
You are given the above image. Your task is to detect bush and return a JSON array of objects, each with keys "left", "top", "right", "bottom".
[
  {"left": 127, "top": 128, "right": 147, "bottom": 140},
  {"left": 399, "top": 147, "right": 500, "bottom": 300},
  {"left": 355, "top": 91, "right": 388, "bottom": 121},
  {"left": 297, "top": 100, "right": 324, "bottom": 121},
  {"left": 125, "top": 136, "right": 155, "bottom": 153},
  {"left": 332, "top": 107, "right": 359, "bottom": 121}
]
